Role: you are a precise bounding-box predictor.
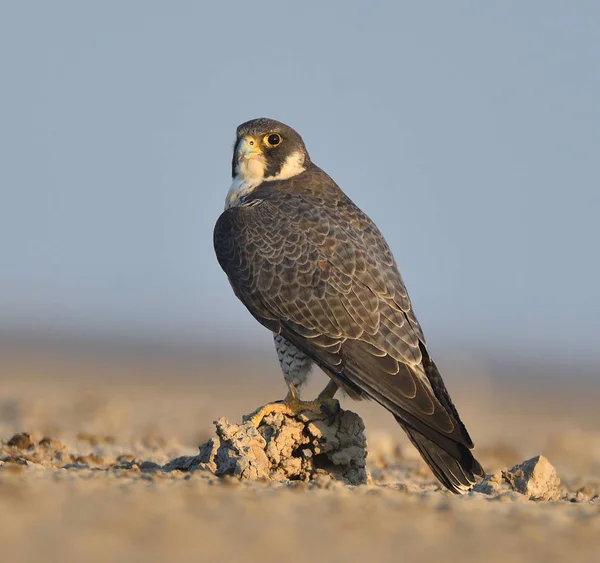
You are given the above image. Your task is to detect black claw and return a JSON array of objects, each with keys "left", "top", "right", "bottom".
[{"left": 320, "top": 400, "right": 340, "bottom": 425}]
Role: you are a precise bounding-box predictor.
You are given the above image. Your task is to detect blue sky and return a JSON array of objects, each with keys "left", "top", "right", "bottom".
[{"left": 1, "top": 1, "right": 599, "bottom": 362}]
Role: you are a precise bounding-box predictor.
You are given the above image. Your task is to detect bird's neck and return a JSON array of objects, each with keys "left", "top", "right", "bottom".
[
  {"left": 225, "top": 151, "right": 307, "bottom": 209},
  {"left": 225, "top": 176, "right": 263, "bottom": 209}
]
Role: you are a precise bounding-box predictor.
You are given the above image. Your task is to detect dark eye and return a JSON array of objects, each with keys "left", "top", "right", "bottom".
[{"left": 265, "top": 133, "right": 281, "bottom": 147}]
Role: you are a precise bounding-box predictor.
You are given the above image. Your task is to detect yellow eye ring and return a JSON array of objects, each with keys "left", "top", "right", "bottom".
[{"left": 264, "top": 133, "right": 282, "bottom": 148}]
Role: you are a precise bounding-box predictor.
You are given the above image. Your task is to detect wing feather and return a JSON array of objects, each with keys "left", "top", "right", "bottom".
[{"left": 214, "top": 174, "right": 474, "bottom": 450}]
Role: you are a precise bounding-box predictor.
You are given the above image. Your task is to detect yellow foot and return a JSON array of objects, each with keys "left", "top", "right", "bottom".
[{"left": 244, "top": 382, "right": 340, "bottom": 427}]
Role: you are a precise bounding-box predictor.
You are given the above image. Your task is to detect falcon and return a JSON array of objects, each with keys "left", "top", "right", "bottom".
[{"left": 213, "top": 118, "right": 485, "bottom": 493}]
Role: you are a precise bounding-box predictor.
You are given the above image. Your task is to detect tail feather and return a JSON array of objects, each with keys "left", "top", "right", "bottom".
[{"left": 400, "top": 420, "right": 485, "bottom": 494}]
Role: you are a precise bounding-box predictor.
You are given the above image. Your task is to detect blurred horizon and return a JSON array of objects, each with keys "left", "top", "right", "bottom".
[
  {"left": 2, "top": 325, "right": 599, "bottom": 384},
  {"left": 1, "top": 2, "right": 599, "bottom": 375}
]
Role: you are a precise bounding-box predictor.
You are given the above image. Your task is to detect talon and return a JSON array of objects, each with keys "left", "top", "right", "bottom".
[
  {"left": 319, "top": 399, "right": 341, "bottom": 425},
  {"left": 244, "top": 381, "right": 342, "bottom": 427}
]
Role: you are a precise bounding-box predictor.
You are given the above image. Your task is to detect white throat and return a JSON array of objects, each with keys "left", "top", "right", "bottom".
[{"left": 225, "top": 151, "right": 306, "bottom": 209}]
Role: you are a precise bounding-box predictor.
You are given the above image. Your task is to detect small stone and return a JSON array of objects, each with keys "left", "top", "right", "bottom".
[
  {"left": 7, "top": 433, "right": 34, "bottom": 449},
  {"left": 139, "top": 461, "right": 162, "bottom": 472},
  {"left": 503, "top": 455, "right": 560, "bottom": 500},
  {"left": 115, "top": 454, "right": 137, "bottom": 464},
  {"left": 39, "top": 437, "right": 67, "bottom": 450},
  {"left": 472, "top": 472, "right": 507, "bottom": 495},
  {"left": 162, "top": 455, "right": 198, "bottom": 472},
  {"left": 74, "top": 454, "right": 104, "bottom": 467},
  {"left": 62, "top": 463, "right": 90, "bottom": 470}
]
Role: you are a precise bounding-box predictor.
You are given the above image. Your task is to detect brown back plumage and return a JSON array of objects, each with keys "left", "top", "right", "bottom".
[{"left": 214, "top": 163, "right": 484, "bottom": 492}]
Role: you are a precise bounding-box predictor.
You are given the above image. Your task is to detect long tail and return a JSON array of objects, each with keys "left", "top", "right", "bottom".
[{"left": 399, "top": 420, "right": 485, "bottom": 494}]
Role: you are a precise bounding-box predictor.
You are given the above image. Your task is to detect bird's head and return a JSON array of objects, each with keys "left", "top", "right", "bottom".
[{"left": 231, "top": 118, "right": 310, "bottom": 184}]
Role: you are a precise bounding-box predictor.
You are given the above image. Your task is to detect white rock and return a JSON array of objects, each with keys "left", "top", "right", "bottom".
[{"left": 504, "top": 455, "right": 560, "bottom": 500}]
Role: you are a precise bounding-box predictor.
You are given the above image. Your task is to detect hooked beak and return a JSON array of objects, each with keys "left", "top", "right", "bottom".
[{"left": 237, "top": 136, "right": 262, "bottom": 162}]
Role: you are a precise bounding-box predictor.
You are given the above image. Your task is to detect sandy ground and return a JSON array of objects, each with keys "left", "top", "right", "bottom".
[{"left": 0, "top": 351, "right": 599, "bottom": 563}]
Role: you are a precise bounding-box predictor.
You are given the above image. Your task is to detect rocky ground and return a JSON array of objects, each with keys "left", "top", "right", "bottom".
[{"left": 0, "top": 352, "right": 599, "bottom": 562}]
